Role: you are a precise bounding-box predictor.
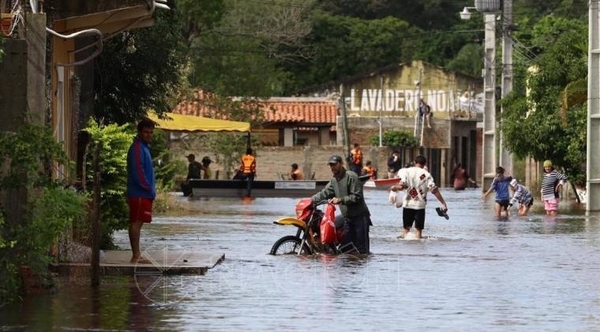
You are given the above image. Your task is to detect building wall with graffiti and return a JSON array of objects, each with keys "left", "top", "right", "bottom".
[{"left": 308, "top": 60, "right": 484, "bottom": 184}]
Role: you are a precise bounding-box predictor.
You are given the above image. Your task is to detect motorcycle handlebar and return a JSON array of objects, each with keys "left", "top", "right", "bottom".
[{"left": 312, "top": 200, "right": 330, "bottom": 207}]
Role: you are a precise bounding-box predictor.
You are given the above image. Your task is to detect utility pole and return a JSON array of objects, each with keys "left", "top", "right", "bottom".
[
  {"left": 481, "top": 13, "right": 497, "bottom": 190},
  {"left": 379, "top": 75, "right": 384, "bottom": 147},
  {"left": 587, "top": 0, "right": 600, "bottom": 211},
  {"left": 339, "top": 84, "right": 351, "bottom": 163},
  {"left": 499, "top": 0, "right": 513, "bottom": 175}
]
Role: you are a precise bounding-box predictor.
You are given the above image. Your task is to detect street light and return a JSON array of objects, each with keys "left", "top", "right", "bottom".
[
  {"left": 459, "top": 6, "right": 497, "bottom": 190},
  {"left": 459, "top": 1, "right": 513, "bottom": 189},
  {"left": 460, "top": 7, "right": 476, "bottom": 20}
]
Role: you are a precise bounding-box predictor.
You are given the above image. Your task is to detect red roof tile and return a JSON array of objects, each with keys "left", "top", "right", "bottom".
[{"left": 171, "top": 92, "right": 338, "bottom": 126}]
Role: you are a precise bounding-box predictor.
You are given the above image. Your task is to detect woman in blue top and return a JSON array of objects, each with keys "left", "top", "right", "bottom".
[{"left": 482, "top": 166, "right": 513, "bottom": 219}]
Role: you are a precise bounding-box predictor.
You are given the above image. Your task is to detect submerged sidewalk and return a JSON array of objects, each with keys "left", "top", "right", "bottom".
[{"left": 52, "top": 250, "right": 225, "bottom": 276}]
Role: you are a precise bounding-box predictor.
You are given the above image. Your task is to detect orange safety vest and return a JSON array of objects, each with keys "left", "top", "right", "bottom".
[
  {"left": 351, "top": 148, "right": 363, "bottom": 165},
  {"left": 362, "top": 165, "right": 376, "bottom": 179},
  {"left": 241, "top": 154, "right": 256, "bottom": 174}
]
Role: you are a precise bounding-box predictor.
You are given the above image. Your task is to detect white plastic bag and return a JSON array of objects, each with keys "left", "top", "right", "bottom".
[
  {"left": 388, "top": 190, "right": 403, "bottom": 208},
  {"left": 388, "top": 190, "right": 396, "bottom": 203}
]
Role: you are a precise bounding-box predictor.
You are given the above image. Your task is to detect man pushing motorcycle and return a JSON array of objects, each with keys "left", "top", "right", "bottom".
[{"left": 311, "top": 155, "right": 372, "bottom": 254}]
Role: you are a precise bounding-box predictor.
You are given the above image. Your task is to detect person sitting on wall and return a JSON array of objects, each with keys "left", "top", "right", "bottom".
[
  {"left": 290, "top": 163, "right": 304, "bottom": 180},
  {"left": 418, "top": 99, "right": 432, "bottom": 129}
]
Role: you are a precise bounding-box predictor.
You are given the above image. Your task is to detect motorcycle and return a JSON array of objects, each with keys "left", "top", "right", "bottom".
[{"left": 269, "top": 198, "right": 344, "bottom": 255}]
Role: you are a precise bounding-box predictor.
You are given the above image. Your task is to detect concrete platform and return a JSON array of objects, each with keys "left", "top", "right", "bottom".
[{"left": 51, "top": 250, "right": 225, "bottom": 276}]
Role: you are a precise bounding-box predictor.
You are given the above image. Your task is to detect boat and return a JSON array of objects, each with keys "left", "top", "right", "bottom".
[
  {"left": 183, "top": 179, "right": 330, "bottom": 198},
  {"left": 182, "top": 175, "right": 372, "bottom": 198},
  {"left": 363, "top": 178, "right": 399, "bottom": 190}
]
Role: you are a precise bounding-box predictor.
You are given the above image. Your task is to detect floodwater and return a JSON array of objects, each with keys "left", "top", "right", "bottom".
[{"left": 2, "top": 189, "right": 600, "bottom": 331}]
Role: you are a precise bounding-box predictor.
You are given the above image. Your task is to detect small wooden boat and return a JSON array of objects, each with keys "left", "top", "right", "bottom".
[
  {"left": 184, "top": 179, "right": 330, "bottom": 198},
  {"left": 182, "top": 175, "right": 372, "bottom": 198},
  {"left": 363, "top": 178, "right": 398, "bottom": 190}
]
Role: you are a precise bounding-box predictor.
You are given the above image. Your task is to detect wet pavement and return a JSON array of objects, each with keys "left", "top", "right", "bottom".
[{"left": 2, "top": 189, "right": 600, "bottom": 331}]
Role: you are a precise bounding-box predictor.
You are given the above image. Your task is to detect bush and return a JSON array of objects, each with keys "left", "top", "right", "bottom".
[
  {"left": 0, "top": 124, "right": 88, "bottom": 303},
  {"left": 369, "top": 130, "right": 419, "bottom": 149}
]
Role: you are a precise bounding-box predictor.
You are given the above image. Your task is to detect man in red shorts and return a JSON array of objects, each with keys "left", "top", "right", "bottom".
[{"left": 127, "top": 118, "right": 156, "bottom": 263}]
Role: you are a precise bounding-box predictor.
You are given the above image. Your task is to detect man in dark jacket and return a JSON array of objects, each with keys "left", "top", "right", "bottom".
[{"left": 311, "top": 155, "right": 371, "bottom": 254}]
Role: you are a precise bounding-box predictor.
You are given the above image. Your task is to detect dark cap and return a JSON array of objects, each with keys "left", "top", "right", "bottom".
[
  {"left": 328, "top": 155, "right": 343, "bottom": 165},
  {"left": 186, "top": 154, "right": 195, "bottom": 159},
  {"left": 202, "top": 156, "right": 212, "bottom": 163}
]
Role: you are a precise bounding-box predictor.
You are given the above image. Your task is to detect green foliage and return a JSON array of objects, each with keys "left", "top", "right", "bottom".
[
  {"left": 93, "top": 10, "right": 187, "bottom": 124},
  {"left": 285, "top": 13, "right": 420, "bottom": 91},
  {"left": 151, "top": 129, "right": 186, "bottom": 191},
  {"left": 81, "top": 120, "right": 183, "bottom": 246},
  {"left": 317, "top": 0, "right": 465, "bottom": 30},
  {"left": 195, "top": 133, "right": 253, "bottom": 179},
  {"left": 562, "top": 104, "right": 587, "bottom": 186},
  {"left": 176, "top": 0, "right": 225, "bottom": 34},
  {"left": 444, "top": 44, "right": 483, "bottom": 78},
  {"left": 0, "top": 123, "right": 88, "bottom": 303},
  {"left": 189, "top": 34, "right": 289, "bottom": 96},
  {"left": 369, "top": 130, "right": 418, "bottom": 149},
  {"left": 84, "top": 120, "right": 133, "bottom": 248},
  {"left": 187, "top": 0, "right": 313, "bottom": 97},
  {"left": 500, "top": 16, "right": 587, "bottom": 184},
  {"left": 26, "top": 187, "right": 87, "bottom": 269}
]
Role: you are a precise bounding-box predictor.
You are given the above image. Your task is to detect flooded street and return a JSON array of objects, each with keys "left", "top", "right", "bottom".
[{"left": 3, "top": 189, "right": 600, "bottom": 331}]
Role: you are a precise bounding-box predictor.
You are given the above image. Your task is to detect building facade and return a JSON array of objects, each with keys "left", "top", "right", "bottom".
[{"left": 308, "top": 60, "right": 483, "bottom": 185}]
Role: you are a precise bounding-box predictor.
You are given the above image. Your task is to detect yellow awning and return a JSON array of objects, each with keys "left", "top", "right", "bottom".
[{"left": 148, "top": 113, "right": 251, "bottom": 133}]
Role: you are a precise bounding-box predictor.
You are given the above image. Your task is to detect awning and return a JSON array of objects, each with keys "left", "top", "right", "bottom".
[{"left": 148, "top": 113, "right": 251, "bottom": 133}]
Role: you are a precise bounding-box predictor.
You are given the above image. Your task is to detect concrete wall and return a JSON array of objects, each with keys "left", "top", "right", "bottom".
[
  {"left": 0, "top": 40, "right": 28, "bottom": 131},
  {"left": 168, "top": 143, "right": 473, "bottom": 187},
  {"left": 26, "top": 13, "right": 47, "bottom": 125},
  {"left": 172, "top": 143, "right": 400, "bottom": 181}
]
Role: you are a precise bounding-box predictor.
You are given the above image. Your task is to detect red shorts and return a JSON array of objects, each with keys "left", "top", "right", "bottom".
[{"left": 128, "top": 197, "right": 153, "bottom": 223}]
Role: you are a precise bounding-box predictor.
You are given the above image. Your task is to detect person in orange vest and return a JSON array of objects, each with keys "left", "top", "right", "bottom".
[
  {"left": 239, "top": 147, "right": 256, "bottom": 196},
  {"left": 348, "top": 143, "right": 363, "bottom": 174},
  {"left": 289, "top": 163, "right": 304, "bottom": 180},
  {"left": 362, "top": 160, "right": 377, "bottom": 180}
]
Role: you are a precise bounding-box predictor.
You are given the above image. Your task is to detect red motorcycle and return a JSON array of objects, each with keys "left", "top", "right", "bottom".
[{"left": 269, "top": 198, "right": 344, "bottom": 255}]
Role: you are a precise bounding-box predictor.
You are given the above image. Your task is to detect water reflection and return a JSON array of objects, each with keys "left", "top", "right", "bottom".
[{"left": 4, "top": 189, "right": 600, "bottom": 330}]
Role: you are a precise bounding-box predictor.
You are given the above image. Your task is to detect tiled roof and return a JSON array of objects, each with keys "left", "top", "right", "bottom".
[
  {"left": 263, "top": 98, "right": 338, "bottom": 124},
  {"left": 172, "top": 92, "right": 338, "bottom": 126}
]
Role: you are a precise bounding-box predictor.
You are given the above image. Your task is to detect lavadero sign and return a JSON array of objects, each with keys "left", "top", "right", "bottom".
[{"left": 348, "top": 88, "right": 462, "bottom": 112}]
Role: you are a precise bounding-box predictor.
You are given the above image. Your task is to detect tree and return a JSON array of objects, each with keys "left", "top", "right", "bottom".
[
  {"left": 500, "top": 16, "right": 587, "bottom": 184},
  {"left": 317, "top": 0, "right": 465, "bottom": 30},
  {"left": 93, "top": 10, "right": 188, "bottom": 124},
  {"left": 283, "top": 13, "right": 420, "bottom": 92},
  {"left": 187, "top": 0, "right": 315, "bottom": 97}
]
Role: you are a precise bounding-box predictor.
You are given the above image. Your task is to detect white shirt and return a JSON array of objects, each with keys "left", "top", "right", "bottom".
[{"left": 397, "top": 166, "right": 437, "bottom": 210}]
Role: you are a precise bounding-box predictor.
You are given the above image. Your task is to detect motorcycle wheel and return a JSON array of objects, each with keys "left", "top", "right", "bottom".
[{"left": 269, "top": 235, "right": 312, "bottom": 255}]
